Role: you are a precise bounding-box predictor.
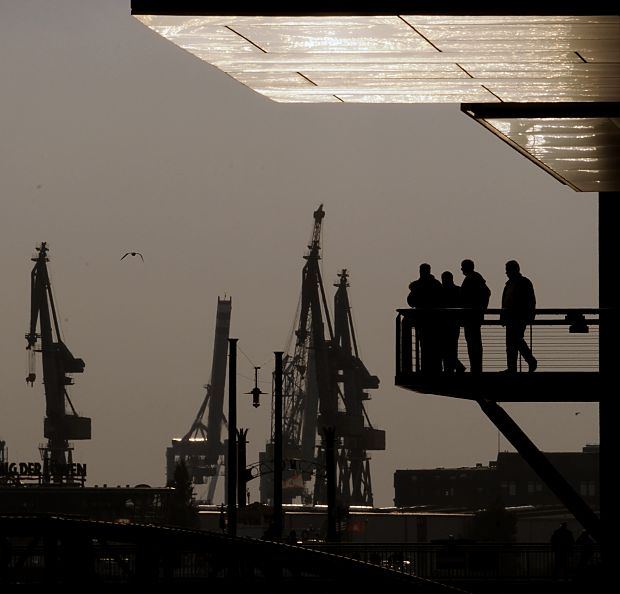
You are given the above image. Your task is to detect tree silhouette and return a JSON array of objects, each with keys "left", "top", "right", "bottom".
[
  {"left": 168, "top": 460, "right": 197, "bottom": 527},
  {"left": 471, "top": 497, "right": 516, "bottom": 542}
]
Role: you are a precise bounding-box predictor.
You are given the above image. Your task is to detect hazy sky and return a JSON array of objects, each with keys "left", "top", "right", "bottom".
[{"left": 0, "top": 1, "right": 599, "bottom": 505}]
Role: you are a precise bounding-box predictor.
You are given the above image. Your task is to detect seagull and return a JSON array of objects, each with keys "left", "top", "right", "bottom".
[
  {"left": 575, "top": 412, "right": 581, "bottom": 416},
  {"left": 121, "top": 252, "right": 144, "bottom": 262}
]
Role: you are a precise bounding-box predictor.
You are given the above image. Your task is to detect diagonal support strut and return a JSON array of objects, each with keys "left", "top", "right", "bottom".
[{"left": 477, "top": 398, "right": 600, "bottom": 541}]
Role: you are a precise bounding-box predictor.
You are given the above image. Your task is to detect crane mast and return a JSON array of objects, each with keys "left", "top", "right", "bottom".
[
  {"left": 331, "top": 269, "right": 384, "bottom": 505},
  {"left": 25, "top": 242, "right": 91, "bottom": 483},
  {"left": 282, "top": 205, "right": 334, "bottom": 461}
]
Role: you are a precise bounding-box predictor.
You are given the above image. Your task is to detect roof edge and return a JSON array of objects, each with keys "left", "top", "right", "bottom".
[{"left": 131, "top": 2, "right": 620, "bottom": 17}]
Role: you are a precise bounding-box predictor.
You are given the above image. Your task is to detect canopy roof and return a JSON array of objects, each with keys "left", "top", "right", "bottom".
[{"left": 131, "top": 3, "right": 620, "bottom": 191}]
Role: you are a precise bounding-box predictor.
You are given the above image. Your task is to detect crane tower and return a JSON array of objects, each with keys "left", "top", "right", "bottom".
[
  {"left": 260, "top": 207, "right": 385, "bottom": 506},
  {"left": 25, "top": 243, "right": 91, "bottom": 483}
]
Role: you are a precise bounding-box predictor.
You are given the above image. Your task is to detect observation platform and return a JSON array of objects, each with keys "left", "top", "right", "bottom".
[{"left": 396, "top": 308, "right": 601, "bottom": 402}]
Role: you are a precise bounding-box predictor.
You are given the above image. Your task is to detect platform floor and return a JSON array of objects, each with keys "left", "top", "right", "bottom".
[{"left": 395, "top": 372, "right": 602, "bottom": 402}]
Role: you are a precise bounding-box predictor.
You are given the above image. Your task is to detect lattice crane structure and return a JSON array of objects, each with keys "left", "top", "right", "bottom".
[
  {"left": 260, "top": 207, "right": 384, "bottom": 506},
  {"left": 25, "top": 243, "right": 91, "bottom": 483}
]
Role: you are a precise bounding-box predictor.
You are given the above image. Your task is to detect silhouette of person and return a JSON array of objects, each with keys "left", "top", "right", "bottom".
[
  {"left": 575, "top": 529, "right": 594, "bottom": 571},
  {"left": 460, "top": 259, "right": 490, "bottom": 374},
  {"left": 501, "top": 260, "right": 537, "bottom": 373},
  {"left": 550, "top": 522, "right": 574, "bottom": 579},
  {"left": 407, "top": 264, "right": 442, "bottom": 373},
  {"left": 440, "top": 271, "right": 465, "bottom": 373}
]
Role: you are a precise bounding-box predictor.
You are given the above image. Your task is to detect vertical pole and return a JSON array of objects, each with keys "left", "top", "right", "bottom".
[
  {"left": 227, "top": 338, "right": 238, "bottom": 537},
  {"left": 237, "top": 428, "right": 248, "bottom": 509},
  {"left": 395, "top": 313, "right": 401, "bottom": 377},
  {"left": 599, "top": 192, "right": 618, "bottom": 565},
  {"left": 273, "top": 351, "right": 283, "bottom": 539},
  {"left": 324, "top": 426, "right": 338, "bottom": 542}
]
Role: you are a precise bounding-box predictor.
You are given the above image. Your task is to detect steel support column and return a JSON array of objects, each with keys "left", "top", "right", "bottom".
[
  {"left": 237, "top": 428, "right": 248, "bottom": 509},
  {"left": 599, "top": 192, "right": 618, "bottom": 565},
  {"left": 273, "top": 351, "right": 283, "bottom": 539},
  {"left": 227, "top": 338, "right": 238, "bottom": 537}
]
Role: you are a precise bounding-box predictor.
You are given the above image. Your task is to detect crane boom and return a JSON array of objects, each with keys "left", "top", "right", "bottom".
[
  {"left": 166, "top": 297, "right": 231, "bottom": 502},
  {"left": 205, "top": 297, "right": 232, "bottom": 464},
  {"left": 331, "top": 269, "right": 385, "bottom": 505},
  {"left": 284, "top": 205, "right": 334, "bottom": 460}
]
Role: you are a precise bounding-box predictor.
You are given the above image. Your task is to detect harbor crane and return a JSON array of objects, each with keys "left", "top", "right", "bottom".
[
  {"left": 25, "top": 243, "right": 91, "bottom": 483},
  {"left": 260, "top": 207, "right": 384, "bottom": 506},
  {"left": 166, "top": 297, "right": 231, "bottom": 503}
]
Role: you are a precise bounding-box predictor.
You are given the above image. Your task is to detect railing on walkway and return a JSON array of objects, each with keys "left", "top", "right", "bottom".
[
  {"left": 6, "top": 539, "right": 600, "bottom": 584},
  {"left": 0, "top": 516, "right": 453, "bottom": 591},
  {"left": 396, "top": 308, "right": 599, "bottom": 376},
  {"left": 305, "top": 542, "right": 601, "bottom": 582}
]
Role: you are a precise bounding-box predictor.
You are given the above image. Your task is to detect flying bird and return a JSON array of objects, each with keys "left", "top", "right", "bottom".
[{"left": 121, "top": 252, "right": 144, "bottom": 262}]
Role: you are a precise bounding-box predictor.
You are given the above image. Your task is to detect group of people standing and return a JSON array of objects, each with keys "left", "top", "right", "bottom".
[{"left": 407, "top": 259, "right": 537, "bottom": 374}]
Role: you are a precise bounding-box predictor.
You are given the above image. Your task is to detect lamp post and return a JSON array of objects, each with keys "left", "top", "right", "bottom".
[
  {"left": 227, "top": 338, "right": 238, "bottom": 537},
  {"left": 272, "top": 351, "right": 284, "bottom": 540},
  {"left": 237, "top": 428, "right": 249, "bottom": 509},
  {"left": 323, "top": 426, "right": 338, "bottom": 542}
]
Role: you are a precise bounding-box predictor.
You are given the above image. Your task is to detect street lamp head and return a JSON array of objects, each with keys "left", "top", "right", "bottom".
[
  {"left": 245, "top": 366, "right": 266, "bottom": 407},
  {"left": 250, "top": 387, "right": 263, "bottom": 408}
]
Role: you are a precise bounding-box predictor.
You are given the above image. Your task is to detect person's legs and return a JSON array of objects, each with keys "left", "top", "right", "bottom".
[
  {"left": 465, "top": 322, "right": 483, "bottom": 373},
  {"left": 419, "top": 325, "right": 435, "bottom": 373},
  {"left": 509, "top": 321, "right": 537, "bottom": 371},
  {"left": 441, "top": 323, "right": 457, "bottom": 372},
  {"left": 453, "top": 326, "right": 466, "bottom": 372},
  {"left": 422, "top": 327, "right": 442, "bottom": 374},
  {"left": 506, "top": 322, "right": 519, "bottom": 372}
]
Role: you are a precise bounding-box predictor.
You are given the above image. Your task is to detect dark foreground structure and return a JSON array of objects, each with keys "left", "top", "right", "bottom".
[
  {"left": 0, "top": 515, "right": 457, "bottom": 593},
  {"left": 0, "top": 515, "right": 605, "bottom": 593}
]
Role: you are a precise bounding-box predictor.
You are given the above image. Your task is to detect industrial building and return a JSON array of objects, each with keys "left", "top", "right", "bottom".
[{"left": 395, "top": 446, "right": 599, "bottom": 510}]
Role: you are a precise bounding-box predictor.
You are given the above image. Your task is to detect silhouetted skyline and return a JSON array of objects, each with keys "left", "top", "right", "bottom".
[{"left": 0, "top": 0, "right": 598, "bottom": 505}]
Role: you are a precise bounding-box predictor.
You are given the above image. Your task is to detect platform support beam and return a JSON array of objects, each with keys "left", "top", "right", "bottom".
[
  {"left": 599, "top": 192, "right": 618, "bottom": 566},
  {"left": 477, "top": 399, "right": 600, "bottom": 540}
]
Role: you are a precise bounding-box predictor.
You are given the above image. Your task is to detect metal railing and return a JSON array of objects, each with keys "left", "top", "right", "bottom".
[
  {"left": 6, "top": 541, "right": 600, "bottom": 583},
  {"left": 396, "top": 308, "right": 599, "bottom": 376},
  {"left": 305, "top": 542, "right": 601, "bottom": 582}
]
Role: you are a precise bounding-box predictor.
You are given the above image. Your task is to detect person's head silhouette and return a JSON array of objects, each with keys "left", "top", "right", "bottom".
[
  {"left": 505, "top": 260, "right": 520, "bottom": 279},
  {"left": 419, "top": 263, "right": 432, "bottom": 277},
  {"left": 461, "top": 259, "right": 475, "bottom": 275},
  {"left": 441, "top": 271, "right": 454, "bottom": 287}
]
